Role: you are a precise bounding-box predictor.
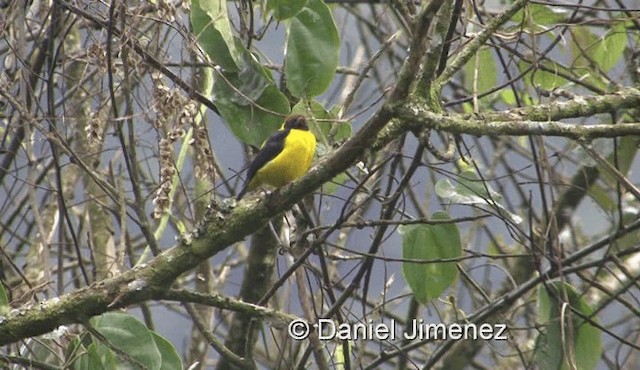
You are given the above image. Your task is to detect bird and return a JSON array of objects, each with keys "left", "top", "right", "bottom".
[{"left": 236, "top": 115, "right": 316, "bottom": 200}]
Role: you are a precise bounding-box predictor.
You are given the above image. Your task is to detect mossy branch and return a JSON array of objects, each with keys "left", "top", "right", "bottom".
[
  {"left": 374, "top": 87, "right": 640, "bottom": 150},
  {"left": 435, "top": 0, "right": 528, "bottom": 89}
]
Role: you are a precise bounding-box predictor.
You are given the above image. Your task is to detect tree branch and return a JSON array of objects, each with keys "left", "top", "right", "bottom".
[
  {"left": 374, "top": 87, "right": 640, "bottom": 149},
  {"left": 435, "top": 0, "right": 528, "bottom": 89}
]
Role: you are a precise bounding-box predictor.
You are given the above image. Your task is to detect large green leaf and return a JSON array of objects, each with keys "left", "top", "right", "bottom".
[
  {"left": 70, "top": 336, "right": 118, "bottom": 370},
  {"left": 191, "top": 0, "right": 238, "bottom": 71},
  {"left": 72, "top": 314, "right": 183, "bottom": 370},
  {"left": 214, "top": 75, "right": 290, "bottom": 147},
  {"left": 213, "top": 39, "right": 291, "bottom": 147},
  {"left": 568, "top": 26, "right": 613, "bottom": 92},
  {"left": 400, "top": 212, "right": 462, "bottom": 304},
  {"left": 90, "top": 312, "right": 162, "bottom": 369},
  {"left": 463, "top": 47, "right": 497, "bottom": 97},
  {"left": 526, "top": 60, "right": 571, "bottom": 90},
  {"left": 72, "top": 342, "right": 112, "bottom": 370},
  {"left": 285, "top": 0, "right": 339, "bottom": 97},
  {"left": 535, "top": 282, "right": 602, "bottom": 370},
  {"left": 571, "top": 25, "right": 598, "bottom": 70},
  {"left": 152, "top": 332, "right": 183, "bottom": 370},
  {"left": 589, "top": 20, "right": 627, "bottom": 71},
  {"left": 267, "top": 0, "right": 308, "bottom": 20},
  {"left": 512, "top": 3, "right": 567, "bottom": 31},
  {"left": 610, "top": 136, "right": 638, "bottom": 177}
]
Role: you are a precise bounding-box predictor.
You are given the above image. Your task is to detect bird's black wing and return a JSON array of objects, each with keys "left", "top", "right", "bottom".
[{"left": 237, "top": 129, "right": 288, "bottom": 199}]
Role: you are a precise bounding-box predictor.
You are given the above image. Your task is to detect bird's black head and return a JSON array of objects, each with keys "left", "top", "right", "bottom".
[{"left": 284, "top": 115, "right": 309, "bottom": 131}]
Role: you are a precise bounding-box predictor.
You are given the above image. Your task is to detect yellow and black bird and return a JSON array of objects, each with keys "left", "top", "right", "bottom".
[{"left": 237, "top": 115, "right": 316, "bottom": 200}]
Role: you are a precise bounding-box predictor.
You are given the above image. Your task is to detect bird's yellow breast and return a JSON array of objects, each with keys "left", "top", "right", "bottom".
[{"left": 248, "top": 128, "right": 316, "bottom": 190}]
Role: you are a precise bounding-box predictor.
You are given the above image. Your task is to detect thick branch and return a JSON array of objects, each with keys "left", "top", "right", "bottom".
[
  {"left": 483, "top": 87, "right": 640, "bottom": 122},
  {"left": 398, "top": 109, "right": 640, "bottom": 140},
  {"left": 374, "top": 87, "right": 640, "bottom": 148}
]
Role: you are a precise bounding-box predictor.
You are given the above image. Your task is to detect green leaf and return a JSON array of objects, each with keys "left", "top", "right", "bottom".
[
  {"left": 268, "top": 0, "right": 308, "bottom": 20},
  {"left": 223, "top": 39, "right": 275, "bottom": 103},
  {"left": 215, "top": 79, "right": 290, "bottom": 148},
  {"left": 611, "top": 136, "right": 638, "bottom": 176},
  {"left": 323, "top": 172, "right": 348, "bottom": 195},
  {"left": 72, "top": 315, "right": 182, "bottom": 370},
  {"left": 570, "top": 21, "right": 628, "bottom": 84},
  {"left": 571, "top": 26, "right": 598, "bottom": 69},
  {"left": 66, "top": 337, "right": 84, "bottom": 368},
  {"left": 191, "top": 0, "right": 238, "bottom": 70},
  {"left": 535, "top": 282, "right": 602, "bottom": 370},
  {"left": 285, "top": 0, "right": 339, "bottom": 97},
  {"left": 590, "top": 21, "right": 627, "bottom": 71},
  {"left": 463, "top": 47, "right": 497, "bottom": 96},
  {"left": 213, "top": 40, "right": 290, "bottom": 147},
  {"left": 197, "top": 62, "right": 214, "bottom": 98},
  {"left": 512, "top": 3, "right": 567, "bottom": 30},
  {"left": 151, "top": 332, "right": 183, "bottom": 370},
  {"left": 400, "top": 212, "right": 462, "bottom": 304},
  {"left": 90, "top": 312, "right": 162, "bottom": 369},
  {"left": 333, "top": 338, "right": 349, "bottom": 370},
  {"left": 529, "top": 61, "right": 570, "bottom": 90},
  {"left": 72, "top": 342, "right": 112, "bottom": 370},
  {"left": 600, "top": 138, "right": 637, "bottom": 188},
  {"left": 518, "top": 58, "right": 571, "bottom": 91},
  {"left": 500, "top": 89, "right": 517, "bottom": 106},
  {"left": 586, "top": 184, "right": 616, "bottom": 214},
  {"left": 67, "top": 337, "right": 90, "bottom": 370},
  {"left": 93, "top": 343, "right": 118, "bottom": 370},
  {"left": 582, "top": 136, "right": 638, "bottom": 215}
]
